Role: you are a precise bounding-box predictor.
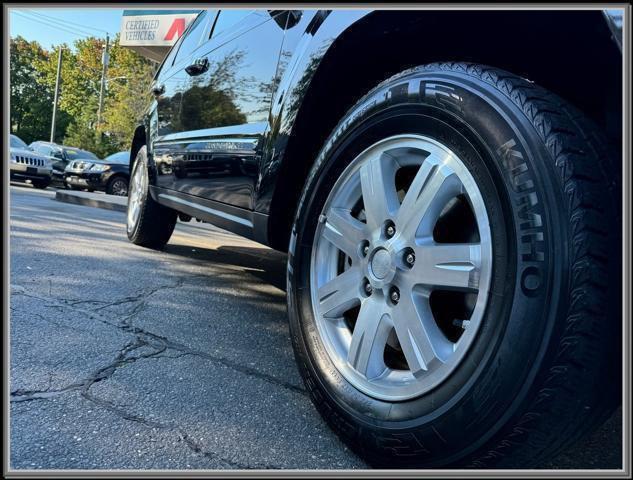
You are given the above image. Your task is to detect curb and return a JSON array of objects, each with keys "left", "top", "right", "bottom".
[{"left": 54, "top": 191, "right": 127, "bottom": 213}]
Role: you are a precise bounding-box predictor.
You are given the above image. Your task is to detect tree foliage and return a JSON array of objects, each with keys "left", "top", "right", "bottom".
[
  {"left": 10, "top": 36, "right": 69, "bottom": 144},
  {"left": 100, "top": 36, "right": 155, "bottom": 152},
  {"left": 10, "top": 34, "right": 155, "bottom": 157}
]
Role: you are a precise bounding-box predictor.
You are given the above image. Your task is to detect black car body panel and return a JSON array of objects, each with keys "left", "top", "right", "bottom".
[
  {"left": 151, "top": 9, "right": 286, "bottom": 210},
  {"left": 134, "top": 8, "right": 622, "bottom": 250}
]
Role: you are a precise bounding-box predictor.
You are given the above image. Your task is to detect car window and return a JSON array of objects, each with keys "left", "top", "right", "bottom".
[
  {"left": 63, "top": 147, "right": 98, "bottom": 160},
  {"left": 161, "top": 36, "right": 182, "bottom": 71},
  {"left": 211, "top": 10, "right": 253, "bottom": 39},
  {"left": 10, "top": 135, "right": 28, "bottom": 149},
  {"left": 104, "top": 152, "right": 130, "bottom": 164},
  {"left": 33, "top": 144, "right": 51, "bottom": 155},
  {"left": 173, "top": 11, "right": 210, "bottom": 64}
]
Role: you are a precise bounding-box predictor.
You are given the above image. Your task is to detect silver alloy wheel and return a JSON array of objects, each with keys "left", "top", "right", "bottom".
[
  {"left": 127, "top": 156, "right": 147, "bottom": 233},
  {"left": 310, "top": 135, "right": 492, "bottom": 401},
  {"left": 111, "top": 178, "right": 129, "bottom": 196}
]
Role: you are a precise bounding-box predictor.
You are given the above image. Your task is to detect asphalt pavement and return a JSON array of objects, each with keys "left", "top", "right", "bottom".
[{"left": 9, "top": 184, "right": 623, "bottom": 470}]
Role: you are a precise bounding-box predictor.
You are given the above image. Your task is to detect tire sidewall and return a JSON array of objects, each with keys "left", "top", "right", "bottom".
[
  {"left": 287, "top": 69, "right": 568, "bottom": 463},
  {"left": 126, "top": 147, "right": 149, "bottom": 240}
]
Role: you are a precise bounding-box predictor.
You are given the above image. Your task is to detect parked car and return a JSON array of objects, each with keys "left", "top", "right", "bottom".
[
  {"left": 64, "top": 151, "right": 130, "bottom": 196},
  {"left": 124, "top": 9, "right": 622, "bottom": 468},
  {"left": 29, "top": 141, "right": 99, "bottom": 188},
  {"left": 9, "top": 134, "right": 52, "bottom": 189}
]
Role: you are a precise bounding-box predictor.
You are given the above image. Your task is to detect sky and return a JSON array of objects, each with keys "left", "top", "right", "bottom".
[{"left": 9, "top": 8, "right": 125, "bottom": 50}]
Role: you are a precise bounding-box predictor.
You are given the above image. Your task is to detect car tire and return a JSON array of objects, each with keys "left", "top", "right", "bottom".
[
  {"left": 126, "top": 145, "right": 177, "bottom": 250},
  {"left": 106, "top": 176, "right": 129, "bottom": 196},
  {"left": 287, "top": 62, "right": 620, "bottom": 468},
  {"left": 31, "top": 180, "right": 50, "bottom": 189}
]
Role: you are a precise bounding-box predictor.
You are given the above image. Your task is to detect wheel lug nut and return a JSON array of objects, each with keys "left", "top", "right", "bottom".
[
  {"left": 364, "top": 280, "right": 373, "bottom": 295},
  {"left": 384, "top": 220, "right": 396, "bottom": 239},
  {"left": 390, "top": 287, "right": 400, "bottom": 304},
  {"left": 405, "top": 252, "right": 415, "bottom": 266},
  {"left": 363, "top": 245, "right": 370, "bottom": 256}
]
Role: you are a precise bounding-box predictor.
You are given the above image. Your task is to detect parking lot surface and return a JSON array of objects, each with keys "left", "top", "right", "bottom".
[{"left": 9, "top": 185, "right": 622, "bottom": 470}]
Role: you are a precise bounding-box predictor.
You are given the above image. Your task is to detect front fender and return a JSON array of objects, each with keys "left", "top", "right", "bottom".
[{"left": 254, "top": 9, "right": 370, "bottom": 213}]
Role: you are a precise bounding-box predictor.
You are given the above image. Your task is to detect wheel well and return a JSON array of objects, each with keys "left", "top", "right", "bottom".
[
  {"left": 129, "top": 125, "right": 146, "bottom": 175},
  {"left": 267, "top": 9, "right": 622, "bottom": 251}
]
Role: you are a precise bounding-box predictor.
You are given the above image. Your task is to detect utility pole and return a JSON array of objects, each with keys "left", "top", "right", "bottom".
[
  {"left": 97, "top": 34, "right": 110, "bottom": 127},
  {"left": 50, "top": 46, "right": 63, "bottom": 142}
]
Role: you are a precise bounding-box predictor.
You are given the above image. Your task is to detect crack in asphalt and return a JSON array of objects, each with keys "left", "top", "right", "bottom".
[
  {"left": 178, "top": 432, "right": 282, "bottom": 469},
  {"left": 11, "top": 330, "right": 281, "bottom": 469},
  {"left": 11, "top": 281, "right": 302, "bottom": 468},
  {"left": 11, "top": 285, "right": 306, "bottom": 396}
]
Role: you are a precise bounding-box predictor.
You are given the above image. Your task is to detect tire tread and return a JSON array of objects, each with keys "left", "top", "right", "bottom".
[{"left": 292, "top": 62, "right": 620, "bottom": 467}]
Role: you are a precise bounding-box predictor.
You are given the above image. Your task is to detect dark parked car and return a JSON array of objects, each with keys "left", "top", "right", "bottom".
[
  {"left": 64, "top": 151, "right": 130, "bottom": 196},
  {"left": 29, "top": 141, "right": 99, "bottom": 188},
  {"left": 124, "top": 9, "right": 622, "bottom": 468}
]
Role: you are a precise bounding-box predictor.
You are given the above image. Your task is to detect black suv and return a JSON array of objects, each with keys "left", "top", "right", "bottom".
[
  {"left": 64, "top": 151, "right": 130, "bottom": 196},
  {"left": 125, "top": 9, "right": 623, "bottom": 468}
]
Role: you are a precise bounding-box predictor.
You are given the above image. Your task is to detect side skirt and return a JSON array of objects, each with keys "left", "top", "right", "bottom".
[{"left": 150, "top": 186, "right": 270, "bottom": 246}]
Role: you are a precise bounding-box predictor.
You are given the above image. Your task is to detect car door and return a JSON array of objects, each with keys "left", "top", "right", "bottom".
[
  {"left": 152, "top": 9, "right": 286, "bottom": 210},
  {"left": 151, "top": 10, "right": 214, "bottom": 141}
]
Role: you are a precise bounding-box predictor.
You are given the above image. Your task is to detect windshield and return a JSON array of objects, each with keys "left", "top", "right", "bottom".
[
  {"left": 10, "top": 135, "right": 28, "bottom": 150},
  {"left": 103, "top": 151, "right": 130, "bottom": 164},
  {"left": 63, "top": 147, "right": 98, "bottom": 160}
]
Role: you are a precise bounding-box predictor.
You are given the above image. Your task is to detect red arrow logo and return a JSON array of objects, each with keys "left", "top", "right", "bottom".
[{"left": 164, "top": 18, "right": 185, "bottom": 41}]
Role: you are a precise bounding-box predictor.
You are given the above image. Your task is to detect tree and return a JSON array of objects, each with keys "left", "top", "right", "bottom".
[
  {"left": 35, "top": 37, "right": 104, "bottom": 122},
  {"left": 100, "top": 36, "right": 155, "bottom": 152},
  {"left": 9, "top": 36, "right": 64, "bottom": 144},
  {"left": 25, "top": 34, "right": 156, "bottom": 156},
  {"left": 63, "top": 107, "right": 118, "bottom": 158}
]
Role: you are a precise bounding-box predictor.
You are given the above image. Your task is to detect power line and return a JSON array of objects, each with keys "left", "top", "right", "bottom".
[
  {"left": 12, "top": 11, "right": 93, "bottom": 39},
  {"left": 23, "top": 10, "right": 102, "bottom": 38},
  {"left": 24, "top": 9, "right": 111, "bottom": 37},
  {"left": 14, "top": 12, "right": 111, "bottom": 75},
  {"left": 25, "top": 9, "right": 113, "bottom": 35}
]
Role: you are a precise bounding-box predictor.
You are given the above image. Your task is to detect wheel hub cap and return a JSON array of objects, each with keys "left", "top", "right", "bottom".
[
  {"left": 369, "top": 248, "right": 393, "bottom": 281},
  {"left": 310, "top": 135, "right": 493, "bottom": 401}
]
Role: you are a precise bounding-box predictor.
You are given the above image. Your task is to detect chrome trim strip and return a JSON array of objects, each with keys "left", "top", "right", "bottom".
[
  {"left": 155, "top": 122, "right": 266, "bottom": 145},
  {"left": 157, "top": 193, "right": 253, "bottom": 227},
  {"left": 154, "top": 138, "right": 259, "bottom": 150}
]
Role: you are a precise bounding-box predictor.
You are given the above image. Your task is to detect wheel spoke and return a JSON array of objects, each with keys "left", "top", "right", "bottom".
[
  {"left": 396, "top": 155, "right": 462, "bottom": 239},
  {"left": 317, "top": 266, "right": 363, "bottom": 318},
  {"left": 414, "top": 243, "right": 481, "bottom": 291},
  {"left": 310, "top": 135, "right": 492, "bottom": 400},
  {"left": 359, "top": 152, "right": 399, "bottom": 230},
  {"left": 391, "top": 292, "right": 453, "bottom": 376},
  {"left": 322, "top": 208, "right": 365, "bottom": 259},
  {"left": 347, "top": 298, "right": 390, "bottom": 379}
]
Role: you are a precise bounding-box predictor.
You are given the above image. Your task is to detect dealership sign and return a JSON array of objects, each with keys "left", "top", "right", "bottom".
[{"left": 120, "top": 10, "right": 201, "bottom": 62}]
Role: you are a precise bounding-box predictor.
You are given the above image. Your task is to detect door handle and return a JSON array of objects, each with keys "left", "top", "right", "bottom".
[
  {"left": 185, "top": 57, "right": 209, "bottom": 76},
  {"left": 151, "top": 81, "right": 165, "bottom": 96}
]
